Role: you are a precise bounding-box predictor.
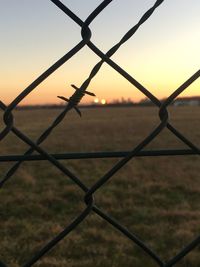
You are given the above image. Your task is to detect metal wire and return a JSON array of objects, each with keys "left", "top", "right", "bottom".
[{"left": 0, "top": 0, "right": 199, "bottom": 266}]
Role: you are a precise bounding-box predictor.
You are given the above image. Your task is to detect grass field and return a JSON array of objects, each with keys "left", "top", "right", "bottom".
[{"left": 0, "top": 106, "right": 199, "bottom": 267}]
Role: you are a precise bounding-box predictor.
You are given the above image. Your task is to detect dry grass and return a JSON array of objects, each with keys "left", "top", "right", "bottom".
[{"left": 0, "top": 106, "right": 199, "bottom": 267}]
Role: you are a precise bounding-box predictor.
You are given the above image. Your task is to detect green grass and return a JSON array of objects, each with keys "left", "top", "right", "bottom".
[{"left": 0, "top": 106, "right": 200, "bottom": 267}]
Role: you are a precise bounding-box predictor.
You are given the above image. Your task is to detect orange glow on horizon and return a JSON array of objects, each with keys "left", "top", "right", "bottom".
[
  {"left": 1, "top": 51, "right": 199, "bottom": 106},
  {"left": 1, "top": 0, "right": 199, "bottom": 106}
]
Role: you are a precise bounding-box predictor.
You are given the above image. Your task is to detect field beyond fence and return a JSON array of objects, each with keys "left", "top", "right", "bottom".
[{"left": 0, "top": 106, "right": 199, "bottom": 267}]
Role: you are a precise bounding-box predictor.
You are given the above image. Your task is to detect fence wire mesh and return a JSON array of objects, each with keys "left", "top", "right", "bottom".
[{"left": 0, "top": 0, "right": 199, "bottom": 266}]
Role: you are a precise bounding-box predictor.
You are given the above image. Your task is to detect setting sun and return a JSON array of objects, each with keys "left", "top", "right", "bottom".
[
  {"left": 101, "top": 99, "right": 106, "bottom": 105},
  {"left": 94, "top": 98, "right": 99, "bottom": 103}
]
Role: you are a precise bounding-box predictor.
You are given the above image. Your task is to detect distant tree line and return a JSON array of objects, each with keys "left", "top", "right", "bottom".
[{"left": 16, "top": 96, "right": 200, "bottom": 110}]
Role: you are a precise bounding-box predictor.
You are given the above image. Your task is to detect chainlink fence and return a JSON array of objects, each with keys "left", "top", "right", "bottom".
[{"left": 0, "top": 0, "right": 199, "bottom": 266}]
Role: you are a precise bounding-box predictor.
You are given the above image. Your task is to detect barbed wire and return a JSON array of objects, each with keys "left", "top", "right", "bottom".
[{"left": 0, "top": 0, "right": 199, "bottom": 266}]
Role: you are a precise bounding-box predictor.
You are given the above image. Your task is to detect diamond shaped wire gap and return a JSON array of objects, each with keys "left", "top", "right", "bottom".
[
  {"left": 52, "top": 0, "right": 199, "bottom": 158},
  {"left": 51, "top": 0, "right": 166, "bottom": 106}
]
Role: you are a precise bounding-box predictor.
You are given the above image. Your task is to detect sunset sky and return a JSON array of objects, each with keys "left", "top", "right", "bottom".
[{"left": 0, "top": 0, "right": 199, "bottom": 105}]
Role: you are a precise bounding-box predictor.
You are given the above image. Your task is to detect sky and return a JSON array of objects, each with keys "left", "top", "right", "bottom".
[{"left": 0, "top": 0, "right": 199, "bottom": 105}]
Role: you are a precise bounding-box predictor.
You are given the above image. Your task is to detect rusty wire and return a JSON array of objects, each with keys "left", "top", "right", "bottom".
[{"left": 0, "top": 0, "right": 199, "bottom": 266}]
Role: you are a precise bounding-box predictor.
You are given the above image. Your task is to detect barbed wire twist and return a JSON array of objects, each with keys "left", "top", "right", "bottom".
[{"left": 0, "top": 0, "right": 199, "bottom": 266}]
